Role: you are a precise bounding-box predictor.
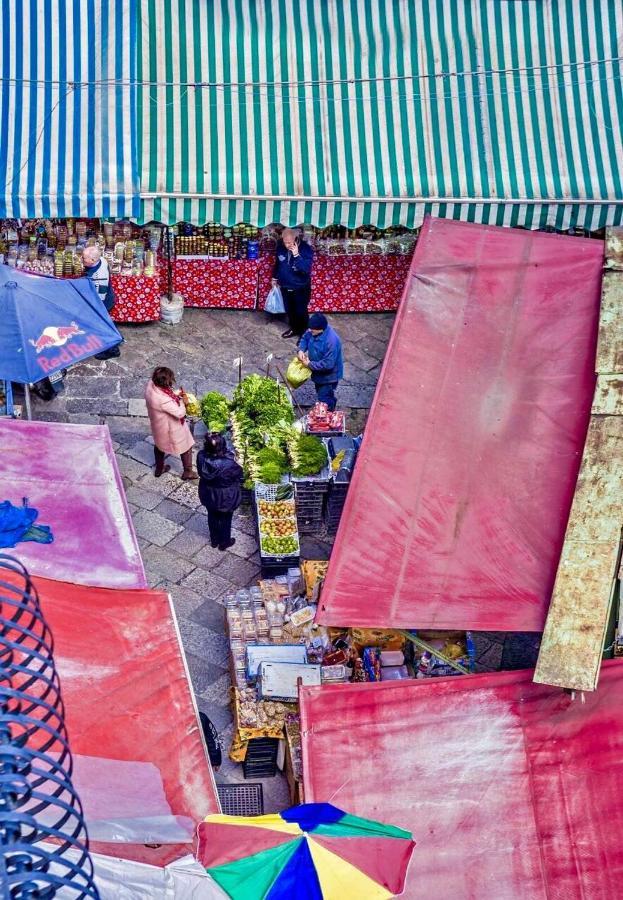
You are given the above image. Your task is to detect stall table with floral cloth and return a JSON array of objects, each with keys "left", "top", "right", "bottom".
[
  {"left": 258, "top": 252, "right": 414, "bottom": 313},
  {"left": 110, "top": 271, "right": 162, "bottom": 323},
  {"left": 172, "top": 257, "right": 259, "bottom": 309}
]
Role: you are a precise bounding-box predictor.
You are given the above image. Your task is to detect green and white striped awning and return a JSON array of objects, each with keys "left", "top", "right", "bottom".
[{"left": 137, "top": 0, "right": 623, "bottom": 230}]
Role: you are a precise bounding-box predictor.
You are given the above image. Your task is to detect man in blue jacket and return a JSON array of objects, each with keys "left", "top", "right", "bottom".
[
  {"left": 272, "top": 228, "right": 314, "bottom": 339},
  {"left": 297, "top": 313, "right": 343, "bottom": 411}
]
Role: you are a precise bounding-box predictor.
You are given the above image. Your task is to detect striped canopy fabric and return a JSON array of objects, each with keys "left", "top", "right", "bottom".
[
  {"left": 0, "top": 0, "right": 139, "bottom": 219},
  {"left": 138, "top": 0, "right": 623, "bottom": 230}
]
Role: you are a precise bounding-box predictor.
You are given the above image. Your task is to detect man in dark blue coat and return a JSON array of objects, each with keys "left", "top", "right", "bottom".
[
  {"left": 272, "top": 228, "right": 314, "bottom": 339},
  {"left": 297, "top": 313, "right": 344, "bottom": 411}
]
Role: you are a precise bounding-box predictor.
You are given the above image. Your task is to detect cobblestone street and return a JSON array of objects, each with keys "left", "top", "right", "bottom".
[
  {"left": 26, "top": 306, "right": 539, "bottom": 811},
  {"left": 27, "top": 308, "right": 394, "bottom": 810}
]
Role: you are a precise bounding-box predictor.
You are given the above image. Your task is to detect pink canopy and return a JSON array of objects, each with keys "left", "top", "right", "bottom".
[
  {"left": 300, "top": 662, "right": 623, "bottom": 899},
  {"left": 317, "top": 218, "right": 603, "bottom": 631},
  {"left": 11, "top": 572, "right": 220, "bottom": 867},
  {"left": 0, "top": 419, "right": 145, "bottom": 588}
]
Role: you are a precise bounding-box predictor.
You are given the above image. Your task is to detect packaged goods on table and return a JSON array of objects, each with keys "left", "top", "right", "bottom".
[
  {"left": 408, "top": 630, "right": 476, "bottom": 677},
  {"left": 226, "top": 575, "right": 334, "bottom": 762},
  {"left": 304, "top": 402, "right": 346, "bottom": 435},
  {"left": 302, "top": 560, "right": 329, "bottom": 599}
]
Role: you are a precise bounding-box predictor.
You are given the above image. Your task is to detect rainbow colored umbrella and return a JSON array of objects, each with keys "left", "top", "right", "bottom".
[{"left": 197, "top": 802, "right": 415, "bottom": 899}]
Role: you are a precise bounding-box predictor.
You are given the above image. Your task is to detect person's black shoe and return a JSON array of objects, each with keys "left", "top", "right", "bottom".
[
  {"left": 281, "top": 329, "right": 295, "bottom": 339},
  {"left": 218, "top": 538, "right": 236, "bottom": 551},
  {"left": 210, "top": 540, "right": 219, "bottom": 549}
]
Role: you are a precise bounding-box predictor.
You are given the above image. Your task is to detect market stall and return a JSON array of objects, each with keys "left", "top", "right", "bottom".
[
  {"left": 0, "top": 218, "right": 163, "bottom": 323},
  {"left": 174, "top": 223, "right": 416, "bottom": 313},
  {"left": 257, "top": 248, "right": 414, "bottom": 313},
  {"left": 224, "top": 555, "right": 475, "bottom": 800}
]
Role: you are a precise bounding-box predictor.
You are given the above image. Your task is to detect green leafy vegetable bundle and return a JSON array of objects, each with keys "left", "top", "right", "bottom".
[
  {"left": 253, "top": 447, "right": 290, "bottom": 485},
  {"left": 229, "top": 375, "right": 296, "bottom": 485},
  {"left": 200, "top": 391, "right": 230, "bottom": 433},
  {"left": 287, "top": 433, "right": 328, "bottom": 477}
]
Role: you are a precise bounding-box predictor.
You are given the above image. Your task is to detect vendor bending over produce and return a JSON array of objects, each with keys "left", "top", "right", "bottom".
[{"left": 297, "top": 313, "right": 343, "bottom": 412}]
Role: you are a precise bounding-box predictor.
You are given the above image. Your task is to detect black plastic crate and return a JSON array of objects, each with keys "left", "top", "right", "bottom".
[
  {"left": 261, "top": 560, "right": 295, "bottom": 577},
  {"left": 295, "top": 481, "right": 329, "bottom": 493},
  {"left": 217, "top": 782, "right": 264, "bottom": 816},
  {"left": 243, "top": 738, "right": 279, "bottom": 779}
]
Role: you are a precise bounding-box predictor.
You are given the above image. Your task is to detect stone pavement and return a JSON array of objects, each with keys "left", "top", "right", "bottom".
[{"left": 26, "top": 306, "right": 539, "bottom": 811}]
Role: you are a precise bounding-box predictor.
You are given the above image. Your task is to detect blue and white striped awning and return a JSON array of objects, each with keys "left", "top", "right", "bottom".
[
  {"left": 0, "top": 0, "right": 139, "bottom": 219},
  {"left": 138, "top": 0, "right": 623, "bottom": 231}
]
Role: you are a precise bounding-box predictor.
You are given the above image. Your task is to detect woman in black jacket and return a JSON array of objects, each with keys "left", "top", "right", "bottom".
[{"left": 197, "top": 433, "right": 244, "bottom": 551}]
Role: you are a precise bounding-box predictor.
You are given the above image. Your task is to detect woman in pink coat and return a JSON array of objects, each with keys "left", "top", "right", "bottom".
[{"left": 145, "top": 367, "right": 198, "bottom": 480}]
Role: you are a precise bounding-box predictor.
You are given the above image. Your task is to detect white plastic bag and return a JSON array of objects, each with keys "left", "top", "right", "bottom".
[{"left": 264, "top": 284, "right": 285, "bottom": 315}]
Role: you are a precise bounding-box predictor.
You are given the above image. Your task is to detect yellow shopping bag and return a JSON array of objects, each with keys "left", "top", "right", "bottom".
[{"left": 286, "top": 357, "right": 312, "bottom": 388}]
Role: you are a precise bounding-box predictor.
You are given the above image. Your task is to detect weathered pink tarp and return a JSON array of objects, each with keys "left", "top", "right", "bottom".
[
  {"left": 317, "top": 218, "right": 603, "bottom": 631},
  {"left": 0, "top": 419, "right": 145, "bottom": 588},
  {"left": 300, "top": 662, "right": 623, "bottom": 900}
]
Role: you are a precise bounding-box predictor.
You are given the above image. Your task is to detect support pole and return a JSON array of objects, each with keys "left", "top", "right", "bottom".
[{"left": 24, "top": 384, "right": 32, "bottom": 421}]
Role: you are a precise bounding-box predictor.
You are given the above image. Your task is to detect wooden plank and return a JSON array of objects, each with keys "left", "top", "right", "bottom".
[
  {"left": 597, "top": 272, "right": 623, "bottom": 373},
  {"left": 535, "top": 260, "right": 623, "bottom": 691},
  {"left": 592, "top": 374, "right": 623, "bottom": 415}
]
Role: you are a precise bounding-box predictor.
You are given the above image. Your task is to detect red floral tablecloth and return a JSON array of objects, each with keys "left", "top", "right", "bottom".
[
  {"left": 258, "top": 253, "right": 413, "bottom": 313},
  {"left": 172, "top": 258, "right": 259, "bottom": 309},
  {"left": 110, "top": 271, "right": 161, "bottom": 323}
]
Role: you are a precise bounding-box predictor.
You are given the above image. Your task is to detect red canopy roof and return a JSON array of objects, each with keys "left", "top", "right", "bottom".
[
  {"left": 300, "top": 662, "right": 623, "bottom": 899},
  {"left": 317, "top": 218, "right": 603, "bottom": 631},
  {"left": 14, "top": 572, "right": 220, "bottom": 867}
]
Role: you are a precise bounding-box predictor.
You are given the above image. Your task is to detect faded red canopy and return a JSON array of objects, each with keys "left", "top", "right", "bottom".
[
  {"left": 300, "top": 662, "right": 623, "bottom": 900},
  {"left": 0, "top": 420, "right": 146, "bottom": 589},
  {"left": 8, "top": 572, "right": 219, "bottom": 866},
  {"left": 317, "top": 218, "right": 603, "bottom": 631}
]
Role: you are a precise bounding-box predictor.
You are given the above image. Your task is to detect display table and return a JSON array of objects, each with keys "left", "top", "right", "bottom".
[
  {"left": 172, "top": 258, "right": 259, "bottom": 309},
  {"left": 110, "top": 271, "right": 161, "bottom": 323},
  {"left": 258, "top": 253, "right": 413, "bottom": 313}
]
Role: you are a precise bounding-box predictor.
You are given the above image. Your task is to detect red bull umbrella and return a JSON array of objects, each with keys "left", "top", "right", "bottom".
[{"left": 0, "top": 264, "right": 122, "bottom": 383}]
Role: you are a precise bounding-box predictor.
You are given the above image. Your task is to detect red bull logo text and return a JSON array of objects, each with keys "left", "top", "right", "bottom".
[
  {"left": 29, "top": 323, "right": 104, "bottom": 373},
  {"left": 30, "top": 323, "right": 84, "bottom": 353}
]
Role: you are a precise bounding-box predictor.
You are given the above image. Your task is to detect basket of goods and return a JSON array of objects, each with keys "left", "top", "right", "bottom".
[
  {"left": 256, "top": 485, "right": 300, "bottom": 559},
  {"left": 345, "top": 240, "right": 366, "bottom": 255}
]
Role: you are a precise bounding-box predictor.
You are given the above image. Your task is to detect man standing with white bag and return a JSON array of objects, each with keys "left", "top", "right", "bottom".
[{"left": 271, "top": 228, "right": 314, "bottom": 340}]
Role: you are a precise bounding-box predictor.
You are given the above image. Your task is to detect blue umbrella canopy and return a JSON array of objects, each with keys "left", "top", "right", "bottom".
[{"left": 0, "top": 264, "right": 122, "bottom": 383}]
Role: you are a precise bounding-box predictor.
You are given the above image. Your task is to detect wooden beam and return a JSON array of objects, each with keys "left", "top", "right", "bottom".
[{"left": 534, "top": 235, "right": 623, "bottom": 692}]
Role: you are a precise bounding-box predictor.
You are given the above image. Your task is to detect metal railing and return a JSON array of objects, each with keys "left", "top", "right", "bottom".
[{"left": 0, "top": 554, "right": 99, "bottom": 899}]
